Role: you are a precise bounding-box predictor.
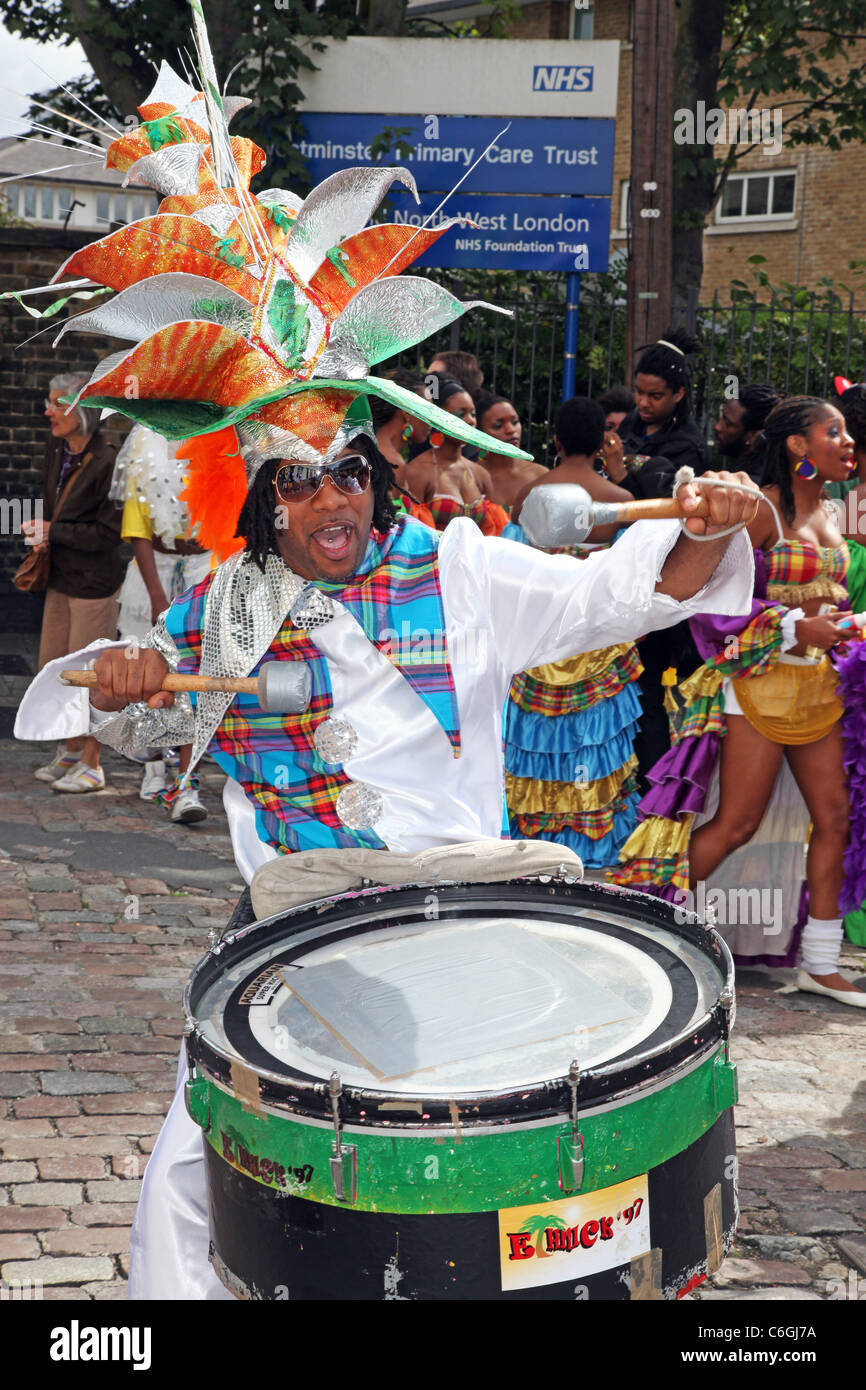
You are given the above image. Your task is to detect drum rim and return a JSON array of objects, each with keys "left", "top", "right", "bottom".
[{"left": 184, "top": 877, "right": 735, "bottom": 1116}]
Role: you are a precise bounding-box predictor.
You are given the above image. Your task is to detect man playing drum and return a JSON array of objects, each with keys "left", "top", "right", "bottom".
[{"left": 12, "top": 27, "right": 759, "bottom": 1299}]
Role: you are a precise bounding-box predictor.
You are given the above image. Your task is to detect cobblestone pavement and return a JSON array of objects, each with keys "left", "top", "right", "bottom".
[{"left": 1, "top": 737, "right": 864, "bottom": 1302}]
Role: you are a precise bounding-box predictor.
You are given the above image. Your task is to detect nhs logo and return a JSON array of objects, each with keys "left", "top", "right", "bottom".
[{"left": 533, "top": 65, "right": 594, "bottom": 93}]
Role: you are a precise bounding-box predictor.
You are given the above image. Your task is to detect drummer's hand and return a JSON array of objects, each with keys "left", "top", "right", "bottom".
[
  {"left": 91, "top": 646, "right": 172, "bottom": 712},
  {"left": 678, "top": 470, "right": 759, "bottom": 536}
]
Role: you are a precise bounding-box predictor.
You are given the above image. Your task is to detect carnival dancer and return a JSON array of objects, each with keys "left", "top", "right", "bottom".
[
  {"left": 11, "top": 22, "right": 759, "bottom": 1300},
  {"left": 831, "top": 381, "right": 866, "bottom": 947},
  {"left": 369, "top": 368, "right": 437, "bottom": 528},
  {"left": 473, "top": 393, "right": 546, "bottom": 511},
  {"left": 614, "top": 396, "right": 866, "bottom": 1007},
  {"left": 404, "top": 376, "right": 510, "bottom": 534},
  {"left": 502, "top": 398, "right": 644, "bottom": 870},
  {"left": 113, "top": 424, "right": 218, "bottom": 819}
]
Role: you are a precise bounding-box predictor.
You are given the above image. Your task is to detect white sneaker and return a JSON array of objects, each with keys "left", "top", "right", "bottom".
[
  {"left": 51, "top": 761, "right": 106, "bottom": 794},
  {"left": 140, "top": 759, "right": 166, "bottom": 800},
  {"left": 171, "top": 785, "right": 208, "bottom": 824},
  {"left": 34, "top": 749, "right": 80, "bottom": 783}
]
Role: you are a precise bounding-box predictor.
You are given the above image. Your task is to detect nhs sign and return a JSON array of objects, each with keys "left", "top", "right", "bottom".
[
  {"left": 298, "top": 38, "right": 619, "bottom": 119},
  {"left": 533, "top": 65, "right": 594, "bottom": 93}
]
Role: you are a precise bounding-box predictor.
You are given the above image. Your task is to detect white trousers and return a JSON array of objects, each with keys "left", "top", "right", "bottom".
[{"left": 128, "top": 1049, "right": 233, "bottom": 1301}]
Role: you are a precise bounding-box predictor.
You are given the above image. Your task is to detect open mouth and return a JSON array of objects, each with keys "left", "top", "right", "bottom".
[{"left": 311, "top": 523, "right": 355, "bottom": 561}]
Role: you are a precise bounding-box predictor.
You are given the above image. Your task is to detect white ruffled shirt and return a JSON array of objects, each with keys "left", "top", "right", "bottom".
[{"left": 18, "top": 517, "right": 753, "bottom": 883}]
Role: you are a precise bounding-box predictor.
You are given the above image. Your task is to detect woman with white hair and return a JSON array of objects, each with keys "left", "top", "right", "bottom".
[{"left": 21, "top": 371, "right": 122, "bottom": 792}]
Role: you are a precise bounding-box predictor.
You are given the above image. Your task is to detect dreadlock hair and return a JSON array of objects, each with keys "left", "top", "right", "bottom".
[
  {"left": 236, "top": 434, "right": 398, "bottom": 572},
  {"left": 368, "top": 367, "right": 427, "bottom": 429},
  {"left": 840, "top": 384, "right": 866, "bottom": 451},
  {"left": 634, "top": 326, "right": 702, "bottom": 425},
  {"left": 739, "top": 384, "right": 786, "bottom": 434},
  {"left": 760, "top": 395, "right": 832, "bottom": 525}
]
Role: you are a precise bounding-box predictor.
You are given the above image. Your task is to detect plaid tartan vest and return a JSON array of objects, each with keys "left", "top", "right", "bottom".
[{"left": 166, "top": 518, "right": 460, "bottom": 855}]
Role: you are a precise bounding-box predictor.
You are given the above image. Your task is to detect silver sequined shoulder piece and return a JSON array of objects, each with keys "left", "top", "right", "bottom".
[
  {"left": 289, "top": 585, "right": 335, "bottom": 631},
  {"left": 186, "top": 552, "right": 309, "bottom": 772}
]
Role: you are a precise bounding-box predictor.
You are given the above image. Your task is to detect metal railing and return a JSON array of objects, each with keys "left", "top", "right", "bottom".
[{"left": 398, "top": 274, "right": 866, "bottom": 462}]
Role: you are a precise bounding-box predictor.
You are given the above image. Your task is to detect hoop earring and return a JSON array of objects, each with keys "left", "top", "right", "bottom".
[
  {"left": 795, "top": 455, "right": 818, "bottom": 479},
  {"left": 401, "top": 422, "right": 413, "bottom": 441}
]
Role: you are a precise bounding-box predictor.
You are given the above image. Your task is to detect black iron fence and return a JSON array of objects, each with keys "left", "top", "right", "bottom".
[{"left": 397, "top": 270, "right": 866, "bottom": 465}]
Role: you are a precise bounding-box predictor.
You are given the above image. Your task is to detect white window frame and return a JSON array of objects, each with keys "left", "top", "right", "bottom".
[
  {"left": 714, "top": 169, "right": 797, "bottom": 225},
  {"left": 618, "top": 178, "right": 631, "bottom": 231}
]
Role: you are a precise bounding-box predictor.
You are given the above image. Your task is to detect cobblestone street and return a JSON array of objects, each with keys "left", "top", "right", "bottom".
[{"left": 1, "top": 736, "right": 864, "bottom": 1302}]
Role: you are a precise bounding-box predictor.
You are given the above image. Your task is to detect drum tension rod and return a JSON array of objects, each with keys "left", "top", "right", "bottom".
[
  {"left": 557, "top": 1058, "right": 585, "bottom": 1194},
  {"left": 328, "top": 1071, "right": 357, "bottom": 1205}
]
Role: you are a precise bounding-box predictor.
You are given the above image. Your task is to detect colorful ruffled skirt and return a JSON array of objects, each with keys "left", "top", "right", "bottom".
[
  {"left": 504, "top": 643, "right": 643, "bottom": 869},
  {"left": 611, "top": 656, "right": 850, "bottom": 965}
]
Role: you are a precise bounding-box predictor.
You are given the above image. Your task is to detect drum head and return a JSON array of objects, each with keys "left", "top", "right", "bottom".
[{"left": 188, "top": 883, "right": 728, "bottom": 1104}]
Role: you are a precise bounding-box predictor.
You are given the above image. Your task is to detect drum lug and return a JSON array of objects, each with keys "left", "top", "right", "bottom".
[
  {"left": 328, "top": 1072, "right": 357, "bottom": 1205},
  {"left": 713, "top": 1053, "right": 739, "bottom": 1113},
  {"left": 557, "top": 1135, "right": 585, "bottom": 1193},
  {"left": 558, "top": 1058, "right": 585, "bottom": 1193}
]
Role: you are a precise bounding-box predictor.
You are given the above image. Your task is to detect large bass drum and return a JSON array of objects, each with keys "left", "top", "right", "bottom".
[{"left": 184, "top": 878, "right": 738, "bottom": 1301}]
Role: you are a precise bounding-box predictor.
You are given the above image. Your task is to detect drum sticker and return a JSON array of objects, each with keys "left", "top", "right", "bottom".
[
  {"left": 498, "top": 1175, "right": 650, "bottom": 1292},
  {"left": 219, "top": 1130, "right": 313, "bottom": 1192},
  {"left": 238, "top": 967, "right": 284, "bottom": 1007}
]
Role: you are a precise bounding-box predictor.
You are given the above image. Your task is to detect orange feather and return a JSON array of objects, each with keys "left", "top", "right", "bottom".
[{"left": 176, "top": 427, "right": 247, "bottom": 563}]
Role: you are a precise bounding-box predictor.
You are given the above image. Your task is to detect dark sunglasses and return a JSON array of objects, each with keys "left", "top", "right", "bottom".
[{"left": 273, "top": 454, "right": 371, "bottom": 504}]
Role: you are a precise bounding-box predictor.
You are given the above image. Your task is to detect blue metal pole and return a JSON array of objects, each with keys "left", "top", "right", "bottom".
[{"left": 562, "top": 272, "right": 581, "bottom": 402}]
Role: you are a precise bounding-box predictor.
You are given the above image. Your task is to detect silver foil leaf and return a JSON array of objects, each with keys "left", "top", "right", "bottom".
[
  {"left": 70, "top": 350, "right": 131, "bottom": 404},
  {"left": 256, "top": 188, "right": 304, "bottom": 214},
  {"left": 286, "top": 166, "right": 418, "bottom": 285},
  {"left": 335, "top": 782, "right": 383, "bottom": 831},
  {"left": 188, "top": 92, "right": 252, "bottom": 126},
  {"left": 316, "top": 277, "right": 509, "bottom": 379},
  {"left": 53, "top": 272, "right": 253, "bottom": 346},
  {"left": 123, "top": 145, "right": 204, "bottom": 198},
  {"left": 314, "top": 717, "right": 359, "bottom": 765},
  {"left": 191, "top": 203, "right": 242, "bottom": 237},
  {"left": 140, "top": 61, "right": 199, "bottom": 118}
]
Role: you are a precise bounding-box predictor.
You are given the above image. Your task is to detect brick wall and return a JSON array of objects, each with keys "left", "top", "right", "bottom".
[{"left": 0, "top": 228, "right": 131, "bottom": 632}]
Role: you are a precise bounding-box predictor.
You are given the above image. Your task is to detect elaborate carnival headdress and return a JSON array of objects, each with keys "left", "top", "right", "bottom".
[{"left": 17, "top": 0, "right": 530, "bottom": 505}]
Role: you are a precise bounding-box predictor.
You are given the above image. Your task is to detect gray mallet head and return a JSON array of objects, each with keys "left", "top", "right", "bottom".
[
  {"left": 520, "top": 483, "right": 620, "bottom": 548},
  {"left": 257, "top": 661, "right": 313, "bottom": 713}
]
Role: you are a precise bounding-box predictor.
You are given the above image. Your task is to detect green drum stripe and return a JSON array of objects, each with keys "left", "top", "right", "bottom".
[{"left": 189, "top": 1051, "right": 737, "bottom": 1216}]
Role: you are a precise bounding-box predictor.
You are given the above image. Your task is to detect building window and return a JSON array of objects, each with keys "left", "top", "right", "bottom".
[
  {"left": 3, "top": 183, "right": 18, "bottom": 217},
  {"left": 57, "top": 188, "right": 72, "bottom": 220},
  {"left": 23, "top": 185, "right": 37, "bottom": 219},
  {"left": 130, "top": 194, "right": 149, "bottom": 221},
  {"left": 113, "top": 194, "right": 129, "bottom": 224},
  {"left": 716, "top": 170, "right": 797, "bottom": 223},
  {"left": 41, "top": 186, "right": 54, "bottom": 220},
  {"left": 571, "top": 1, "right": 594, "bottom": 40},
  {"left": 96, "top": 192, "right": 111, "bottom": 224}
]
